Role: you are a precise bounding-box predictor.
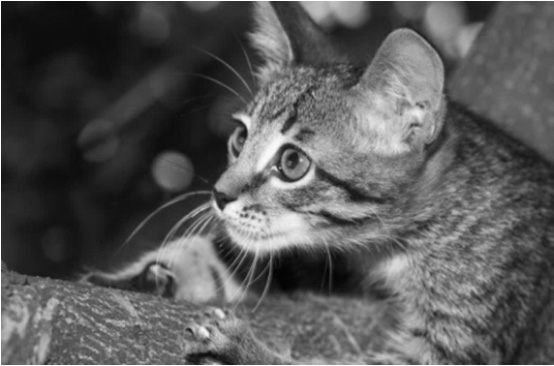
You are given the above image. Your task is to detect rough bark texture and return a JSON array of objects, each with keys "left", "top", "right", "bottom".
[
  {"left": 1, "top": 264, "right": 383, "bottom": 364},
  {"left": 3, "top": 2, "right": 554, "bottom": 365},
  {"left": 449, "top": 2, "right": 554, "bottom": 163}
]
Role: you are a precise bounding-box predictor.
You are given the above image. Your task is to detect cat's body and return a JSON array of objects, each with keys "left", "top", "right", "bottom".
[
  {"left": 360, "top": 102, "right": 554, "bottom": 364},
  {"left": 85, "top": 2, "right": 554, "bottom": 364}
]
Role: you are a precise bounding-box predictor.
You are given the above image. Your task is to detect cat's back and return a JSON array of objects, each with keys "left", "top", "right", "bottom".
[
  {"left": 444, "top": 102, "right": 554, "bottom": 259},
  {"left": 442, "top": 102, "right": 554, "bottom": 363},
  {"left": 447, "top": 102, "right": 554, "bottom": 218}
]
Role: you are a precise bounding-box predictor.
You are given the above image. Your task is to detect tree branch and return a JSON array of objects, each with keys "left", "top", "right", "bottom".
[
  {"left": 1, "top": 265, "right": 383, "bottom": 364},
  {"left": 3, "top": 2, "right": 553, "bottom": 364}
]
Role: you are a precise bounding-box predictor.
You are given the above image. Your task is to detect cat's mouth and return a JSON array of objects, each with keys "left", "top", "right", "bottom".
[
  {"left": 224, "top": 224, "right": 299, "bottom": 253},
  {"left": 225, "top": 222, "right": 283, "bottom": 240}
]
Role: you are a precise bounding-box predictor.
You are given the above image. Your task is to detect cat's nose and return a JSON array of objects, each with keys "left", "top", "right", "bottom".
[{"left": 212, "top": 189, "right": 236, "bottom": 211}]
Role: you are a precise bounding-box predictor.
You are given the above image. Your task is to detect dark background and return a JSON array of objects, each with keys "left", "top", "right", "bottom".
[{"left": 1, "top": 2, "right": 495, "bottom": 278}]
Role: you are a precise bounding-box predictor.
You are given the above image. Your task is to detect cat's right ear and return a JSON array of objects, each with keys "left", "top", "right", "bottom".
[
  {"left": 357, "top": 29, "right": 444, "bottom": 111},
  {"left": 249, "top": 2, "right": 337, "bottom": 82},
  {"left": 352, "top": 29, "right": 446, "bottom": 152}
]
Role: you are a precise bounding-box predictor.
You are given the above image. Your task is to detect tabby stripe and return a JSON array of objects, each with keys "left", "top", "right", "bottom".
[
  {"left": 282, "top": 201, "right": 372, "bottom": 226},
  {"left": 316, "top": 167, "right": 390, "bottom": 204},
  {"left": 280, "top": 108, "right": 297, "bottom": 134},
  {"left": 294, "top": 127, "right": 315, "bottom": 142},
  {"left": 429, "top": 309, "right": 480, "bottom": 331},
  {"left": 280, "top": 86, "right": 314, "bottom": 134},
  {"left": 316, "top": 210, "right": 372, "bottom": 226},
  {"left": 411, "top": 328, "right": 430, "bottom": 338},
  {"left": 243, "top": 172, "right": 269, "bottom": 191}
]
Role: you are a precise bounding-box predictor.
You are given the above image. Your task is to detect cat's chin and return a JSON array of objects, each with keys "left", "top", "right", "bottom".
[{"left": 225, "top": 226, "right": 311, "bottom": 254}]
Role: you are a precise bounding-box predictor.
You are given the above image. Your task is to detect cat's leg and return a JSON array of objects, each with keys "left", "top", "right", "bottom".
[
  {"left": 82, "top": 236, "right": 246, "bottom": 303},
  {"left": 82, "top": 260, "right": 178, "bottom": 298},
  {"left": 182, "top": 307, "right": 390, "bottom": 365},
  {"left": 180, "top": 299, "right": 502, "bottom": 365},
  {"left": 183, "top": 307, "right": 294, "bottom": 365}
]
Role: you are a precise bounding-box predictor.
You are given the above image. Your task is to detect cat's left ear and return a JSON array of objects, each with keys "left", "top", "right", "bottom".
[
  {"left": 249, "top": 2, "right": 338, "bottom": 82},
  {"left": 354, "top": 29, "right": 445, "bottom": 146}
]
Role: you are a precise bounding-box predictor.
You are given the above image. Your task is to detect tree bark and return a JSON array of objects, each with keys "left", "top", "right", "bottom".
[
  {"left": 3, "top": 2, "right": 554, "bottom": 365},
  {"left": 1, "top": 264, "right": 383, "bottom": 364}
]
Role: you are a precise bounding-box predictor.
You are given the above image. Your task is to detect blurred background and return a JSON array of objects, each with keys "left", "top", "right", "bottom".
[{"left": 2, "top": 2, "right": 495, "bottom": 278}]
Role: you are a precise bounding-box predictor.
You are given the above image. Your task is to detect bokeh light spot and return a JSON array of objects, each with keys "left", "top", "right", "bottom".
[
  {"left": 136, "top": 3, "right": 171, "bottom": 45},
  {"left": 152, "top": 151, "right": 194, "bottom": 192},
  {"left": 185, "top": 2, "right": 220, "bottom": 13},
  {"left": 330, "top": 2, "right": 370, "bottom": 28}
]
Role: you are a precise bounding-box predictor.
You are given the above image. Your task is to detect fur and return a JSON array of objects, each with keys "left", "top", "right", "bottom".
[{"left": 85, "top": 2, "right": 554, "bottom": 364}]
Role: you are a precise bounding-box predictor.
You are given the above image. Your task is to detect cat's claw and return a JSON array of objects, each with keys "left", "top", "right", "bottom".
[
  {"left": 183, "top": 308, "right": 249, "bottom": 364},
  {"left": 210, "top": 307, "right": 227, "bottom": 320},
  {"left": 187, "top": 324, "right": 209, "bottom": 339},
  {"left": 183, "top": 307, "right": 287, "bottom": 364}
]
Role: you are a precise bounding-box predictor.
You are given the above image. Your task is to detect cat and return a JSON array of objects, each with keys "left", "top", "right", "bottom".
[{"left": 84, "top": 2, "right": 554, "bottom": 364}]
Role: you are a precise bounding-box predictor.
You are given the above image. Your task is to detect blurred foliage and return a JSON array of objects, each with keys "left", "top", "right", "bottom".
[{"left": 1, "top": 2, "right": 494, "bottom": 278}]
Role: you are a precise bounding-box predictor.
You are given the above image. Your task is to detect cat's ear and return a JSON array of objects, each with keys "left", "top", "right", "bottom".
[
  {"left": 250, "top": 2, "right": 337, "bottom": 81},
  {"left": 354, "top": 29, "right": 445, "bottom": 149},
  {"left": 359, "top": 29, "right": 444, "bottom": 111}
]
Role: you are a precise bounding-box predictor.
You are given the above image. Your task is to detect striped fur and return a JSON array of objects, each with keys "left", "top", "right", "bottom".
[
  {"left": 86, "top": 3, "right": 554, "bottom": 364},
  {"left": 207, "top": 3, "right": 554, "bottom": 363}
]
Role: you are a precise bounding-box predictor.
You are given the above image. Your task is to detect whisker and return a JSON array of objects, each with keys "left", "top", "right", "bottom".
[
  {"left": 116, "top": 191, "right": 211, "bottom": 256},
  {"left": 225, "top": 247, "right": 248, "bottom": 283},
  {"left": 187, "top": 100, "right": 220, "bottom": 116},
  {"left": 166, "top": 203, "right": 210, "bottom": 245},
  {"left": 252, "top": 252, "right": 273, "bottom": 312},
  {"left": 130, "top": 191, "right": 210, "bottom": 243},
  {"left": 169, "top": 211, "right": 212, "bottom": 269},
  {"left": 215, "top": 245, "right": 251, "bottom": 303},
  {"left": 233, "top": 33, "right": 256, "bottom": 85},
  {"left": 234, "top": 231, "right": 256, "bottom": 310},
  {"left": 203, "top": 215, "right": 217, "bottom": 236},
  {"left": 197, "top": 212, "right": 216, "bottom": 238},
  {"left": 227, "top": 247, "right": 251, "bottom": 304},
  {"left": 180, "top": 94, "right": 218, "bottom": 105},
  {"left": 245, "top": 244, "right": 261, "bottom": 308},
  {"left": 195, "top": 47, "right": 253, "bottom": 96},
  {"left": 325, "top": 243, "right": 334, "bottom": 294},
  {"left": 171, "top": 207, "right": 211, "bottom": 264},
  {"left": 220, "top": 232, "right": 258, "bottom": 305},
  {"left": 247, "top": 254, "right": 270, "bottom": 287},
  {"left": 320, "top": 240, "right": 329, "bottom": 291},
  {"left": 187, "top": 72, "right": 247, "bottom": 104},
  {"left": 240, "top": 234, "right": 255, "bottom": 290},
  {"left": 156, "top": 203, "right": 210, "bottom": 267},
  {"left": 158, "top": 155, "right": 215, "bottom": 188},
  {"left": 158, "top": 203, "right": 210, "bottom": 256}
]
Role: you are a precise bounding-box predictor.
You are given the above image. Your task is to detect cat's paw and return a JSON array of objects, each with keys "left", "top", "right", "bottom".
[
  {"left": 82, "top": 236, "right": 247, "bottom": 303},
  {"left": 183, "top": 308, "right": 252, "bottom": 364},
  {"left": 82, "top": 261, "right": 178, "bottom": 298},
  {"left": 136, "top": 262, "right": 177, "bottom": 298}
]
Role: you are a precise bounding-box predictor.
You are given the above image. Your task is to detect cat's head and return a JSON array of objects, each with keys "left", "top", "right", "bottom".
[{"left": 212, "top": 2, "right": 446, "bottom": 254}]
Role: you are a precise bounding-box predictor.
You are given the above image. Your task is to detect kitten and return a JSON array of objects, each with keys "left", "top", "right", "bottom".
[{"left": 85, "top": 2, "right": 554, "bottom": 364}]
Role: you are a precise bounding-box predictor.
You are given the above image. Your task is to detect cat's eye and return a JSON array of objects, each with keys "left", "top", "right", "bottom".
[
  {"left": 277, "top": 147, "right": 311, "bottom": 182},
  {"left": 229, "top": 125, "right": 247, "bottom": 157}
]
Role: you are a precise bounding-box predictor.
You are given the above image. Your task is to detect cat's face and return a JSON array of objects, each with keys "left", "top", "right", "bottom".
[
  {"left": 212, "top": 3, "right": 445, "bottom": 254},
  {"left": 213, "top": 67, "right": 422, "bottom": 253}
]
